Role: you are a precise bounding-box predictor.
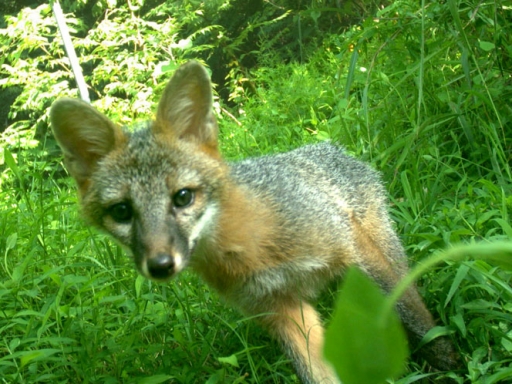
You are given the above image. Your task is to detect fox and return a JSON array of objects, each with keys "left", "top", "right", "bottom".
[{"left": 50, "top": 61, "right": 459, "bottom": 384}]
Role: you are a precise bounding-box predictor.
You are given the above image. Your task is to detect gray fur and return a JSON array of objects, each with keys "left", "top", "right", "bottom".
[{"left": 51, "top": 61, "right": 459, "bottom": 384}]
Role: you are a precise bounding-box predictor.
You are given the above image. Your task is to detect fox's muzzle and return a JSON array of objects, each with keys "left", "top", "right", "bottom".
[
  {"left": 132, "top": 216, "right": 189, "bottom": 281},
  {"left": 146, "top": 252, "right": 175, "bottom": 280},
  {"left": 138, "top": 248, "right": 187, "bottom": 281}
]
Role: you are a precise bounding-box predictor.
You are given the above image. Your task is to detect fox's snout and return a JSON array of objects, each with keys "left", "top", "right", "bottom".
[
  {"left": 139, "top": 250, "right": 186, "bottom": 281},
  {"left": 133, "top": 222, "right": 189, "bottom": 282},
  {"left": 144, "top": 252, "right": 176, "bottom": 280}
]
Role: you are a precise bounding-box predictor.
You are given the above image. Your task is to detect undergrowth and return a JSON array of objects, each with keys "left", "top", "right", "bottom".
[{"left": 1, "top": 0, "right": 511, "bottom": 383}]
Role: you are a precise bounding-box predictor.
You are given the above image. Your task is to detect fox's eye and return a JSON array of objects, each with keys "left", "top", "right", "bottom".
[
  {"left": 108, "top": 202, "right": 133, "bottom": 223},
  {"left": 173, "top": 189, "right": 194, "bottom": 208}
]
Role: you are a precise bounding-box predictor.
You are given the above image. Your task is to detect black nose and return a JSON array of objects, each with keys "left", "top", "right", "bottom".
[{"left": 147, "top": 253, "right": 174, "bottom": 280}]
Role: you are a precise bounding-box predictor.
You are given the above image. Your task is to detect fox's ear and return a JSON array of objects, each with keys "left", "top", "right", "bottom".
[
  {"left": 50, "top": 98, "right": 125, "bottom": 191},
  {"left": 155, "top": 61, "right": 218, "bottom": 149}
]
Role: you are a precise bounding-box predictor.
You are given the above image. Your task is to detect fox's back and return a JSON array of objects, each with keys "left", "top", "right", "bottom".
[
  {"left": 223, "top": 142, "right": 403, "bottom": 304},
  {"left": 230, "top": 142, "right": 387, "bottom": 232}
]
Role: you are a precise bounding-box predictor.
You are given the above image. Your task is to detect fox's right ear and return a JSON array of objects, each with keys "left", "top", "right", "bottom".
[
  {"left": 50, "top": 98, "right": 125, "bottom": 192},
  {"left": 155, "top": 61, "right": 218, "bottom": 152}
]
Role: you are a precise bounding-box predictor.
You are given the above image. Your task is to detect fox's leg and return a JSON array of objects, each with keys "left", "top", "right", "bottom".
[
  {"left": 258, "top": 299, "right": 340, "bottom": 384},
  {"left": 351, "top": 210, "right": 460, "bottom": 371},
  {"left": 380, "top": 271, "right": 459, "bottom": 368}
]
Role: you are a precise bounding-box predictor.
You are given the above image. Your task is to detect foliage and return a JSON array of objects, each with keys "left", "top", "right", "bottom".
[
  {"left": 1, "top": 0, "right": 511, "bottom": 383},
  {"left": 325, "top": 267, "right": 408, "bottom": 384},
  {"left": 0, "top": 1, "right": 207, "bottom": 158}
]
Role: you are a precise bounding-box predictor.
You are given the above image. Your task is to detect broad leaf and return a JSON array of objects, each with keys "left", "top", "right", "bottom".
[{"left": 324, "top": 267, "right": 408, "bottom": 384}]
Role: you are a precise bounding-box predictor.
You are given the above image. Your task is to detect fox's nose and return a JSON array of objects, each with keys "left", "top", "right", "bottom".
[{"left": 147, "top": 253, "right": 175, "bottom": 280}]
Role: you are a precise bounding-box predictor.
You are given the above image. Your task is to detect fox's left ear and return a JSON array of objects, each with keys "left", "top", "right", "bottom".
[{"left": 155, "top": 61, "right": 218, "bottom": 150}]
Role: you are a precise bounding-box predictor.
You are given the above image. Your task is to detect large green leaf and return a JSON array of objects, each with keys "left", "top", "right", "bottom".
[{"left": 324, "top": 267, "right": 408, "bottom": 384}]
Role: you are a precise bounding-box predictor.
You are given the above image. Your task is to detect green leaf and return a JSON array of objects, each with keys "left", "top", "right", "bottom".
[
  {"left": 218, "top": 354, "right": 239, "bottom": 367},
  {"left": 494, "top": 218, "right": 512, "bottom": 237},
  {"left": 161, "top": 61, "right": 179, "bottom": 74},
  {"left": 483, "top": 367, "right": 512, "bottom": 384},
  {"left": 416, "top": 326, "right": 454, "bottom": 350},
  {"left": 450, "top": 313, "right": 467, "bottom": 337},
  {"left": 9, "top": 338, "right": 20, "bottom": 352},
  {"left": 501, "top": 334, "right": 512, "bottom": 353},
  {"left": 479, "top": 41, "right": 495, "bottom": 51},
  {"left": 344, "top": 47, "right": 359, "bottom": 99},
  {"left": 5, "top": 233, "right": 17, "bottom": 251},
  {"left": 3, "top": 149, "right": 21, "bottom": 183},
  {"left": 317, "top": 131, "right": 331, "bottom": 141},
  {"left": 173, "top": 328, "right": 185, "bottom": 344},
  {"left": 137, "top": 375, "right": 174, "bottom": 384},
  {"left": 135, "top": 274, "right": 145, "bottom": 298},
  {"left": 444, "top": 263, "right": 470, "bottom": 307},
  {"left": 324, "top": 267, "right": 408, "bottom": 384},
  {"left": 20, "top": 349, "right": 60, "bottom": 367}
]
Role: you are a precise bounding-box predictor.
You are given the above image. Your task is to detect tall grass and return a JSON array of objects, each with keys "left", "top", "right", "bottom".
[
  {"left": 1, "top": 148, "right": 288, "bottom": 383},
  {"left": 1, "top": 0, "right": 511, "bottom": 382}
]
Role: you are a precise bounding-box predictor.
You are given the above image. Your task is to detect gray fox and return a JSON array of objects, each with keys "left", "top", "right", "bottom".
[{"left": 51, "top": 61, "right": 458, "bottom": 383}]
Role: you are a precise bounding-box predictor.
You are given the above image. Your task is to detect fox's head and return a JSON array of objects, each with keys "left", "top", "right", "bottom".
[{"left": 51, "top": 61, "right": 226, "bottom": 281}]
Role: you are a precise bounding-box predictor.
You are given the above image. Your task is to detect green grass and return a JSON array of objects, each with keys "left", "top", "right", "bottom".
[
  {"left": 0, "top": 151, "right": 295, "bottom": 383},
  {"left": 1, "top": 0, "right": 512, "bottom": 382}
]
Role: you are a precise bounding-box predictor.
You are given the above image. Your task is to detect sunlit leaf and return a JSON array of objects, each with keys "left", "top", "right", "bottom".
[{"left": 218, "top": 354, "right": 239, "bottom": 367}]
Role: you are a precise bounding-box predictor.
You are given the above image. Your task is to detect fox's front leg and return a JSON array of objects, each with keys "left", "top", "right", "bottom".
[{"left": 258, "top": 300, "right": 340, "bottom": 384}]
